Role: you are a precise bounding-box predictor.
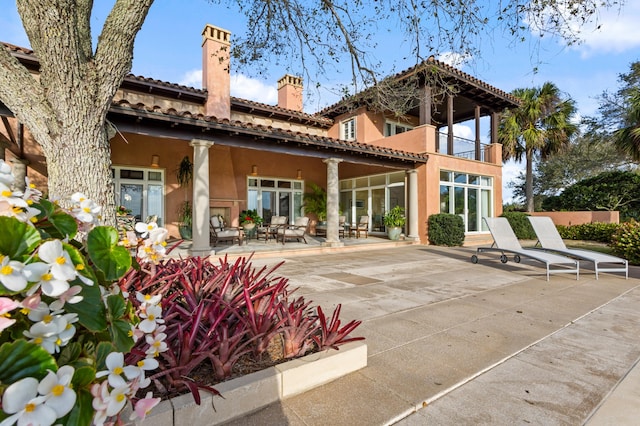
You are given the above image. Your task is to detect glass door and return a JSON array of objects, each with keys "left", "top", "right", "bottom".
[
  {"left": 120, "top": 184, "right": 143, "bottom": 221},
  {"left": 354, "top": 189, "right": 368, "bottom": 228},
  {"left": 371, "top": 188, "right": 385, "bottom": 232}
]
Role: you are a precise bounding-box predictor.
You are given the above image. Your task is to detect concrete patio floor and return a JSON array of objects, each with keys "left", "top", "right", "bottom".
[{"left": 199, "top": 244, "right": 640, "bottom": 426}]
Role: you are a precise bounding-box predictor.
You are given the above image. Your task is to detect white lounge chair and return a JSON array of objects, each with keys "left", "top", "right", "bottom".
[
  {"left": 527, "top": 216, "right": 628, "bottom": 279},
  {"left": 472, "top": 217, "right": 579, "bottom": 281}
]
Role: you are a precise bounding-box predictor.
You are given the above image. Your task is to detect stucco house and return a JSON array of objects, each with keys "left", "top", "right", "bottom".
[{"left": 0, "top": 24, "right": 519, "bottom": 254}]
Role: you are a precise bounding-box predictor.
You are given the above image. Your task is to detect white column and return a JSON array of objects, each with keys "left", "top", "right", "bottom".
[
  {"left": 10, "top": 158, "right": 28, "bottom": 192},
  {"left": 188, "top": 139, "right": 214, "bottom": 257},
  {"left": 406, "top": 169, "right": 420, "bottom": 241},
  {"left": 322, "top": 158, "right": 344, "bottom": 247}
]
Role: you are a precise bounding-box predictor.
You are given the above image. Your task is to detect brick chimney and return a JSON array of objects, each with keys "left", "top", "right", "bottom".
[
  {"left": 202, "top": 24, "right": 231, "bottom": 120},
  {"left": 277, "top": 74, "right": 303, "bottom": 112}
]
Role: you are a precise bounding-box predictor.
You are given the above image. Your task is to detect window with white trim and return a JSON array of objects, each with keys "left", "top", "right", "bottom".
[
  {"left": 112, "top": 166, "right": 165, "bottom": 225},
  {"left": 439, "top": 171, "right": 492, "bottom": 233},
  {"left": 247, "top": 177, "right": 304, "bottom": 224},
  {"left": 384, "top": 120, "right": 413, "bottom": 137},
  {"left": 340, "top": 118, "right": 356, "bottom": 141}
]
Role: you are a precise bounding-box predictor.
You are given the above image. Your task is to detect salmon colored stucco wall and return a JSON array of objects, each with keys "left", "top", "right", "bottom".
[
  {"left": 110, "top": 132, "right": 330, "bottom": 238},
  {"left": 529, "top": 211, "right": 620, "bottom": 226}
]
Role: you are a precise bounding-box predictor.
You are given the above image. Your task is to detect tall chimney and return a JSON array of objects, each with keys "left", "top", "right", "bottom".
[
  {"left": 202, "top": 24, "right": 231, "bottom": 120},
  {"left": 277, "top": 74, "right": 303, "bottom": 112}
]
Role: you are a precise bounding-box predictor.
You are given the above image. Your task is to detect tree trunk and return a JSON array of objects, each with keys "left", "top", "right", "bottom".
[
  {"left": 44, "top": 123, "right": 116, "bottom": 226},
  {"left": 525, "top": 148, "right": 534, "bottom": 212}
]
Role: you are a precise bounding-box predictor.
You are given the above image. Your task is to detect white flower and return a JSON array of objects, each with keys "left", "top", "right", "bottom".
[
  {"left": 134, "top": 221, "right": 157, "bottom": 239},
  {"left": 23, "top": 321, "right": 60, "bottom": 354},
  {"left": 136, "top": 292, "right": 161, "bottom": 307},
  {"left": 0, "top": 377, "right": 57, "bottom": 426},
  {"left": 37, "top": 240, "right": 77, "bottom": 282},
  {"left": 0, "top": 159, "right": 15, "bottom": 186},
  {"left": 95, "top": 352, "right": 141, "bottom": 388},
  {"left": 145, "top": 332, "right": 168, "bottom": 357},
  {"left": 23, "top": 261, "right": 70, "bottom": 297},
  {"left": 0, "top": 255, "right": 27, "bottom": 292},
  {"left": 38, "top": 365, "right": 77, "bottom": 418},
  {"left": 105, "top": 384, "right": 130, "bottom": 417},
  {"left": 138, "top": 304, "right": 164, "bottom": 333}
]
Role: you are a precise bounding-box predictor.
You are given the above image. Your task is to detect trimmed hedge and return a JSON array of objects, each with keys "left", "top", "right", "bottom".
[
  {"left": 428, "top": 213, "right": 465, "bottom": 246},
  {"left": 500, "top": 212, "right": 536, "bottom": 240},
  {"left": 556, "top": 222, "right": 620, "bottom": 243},
  {"left": 611, "top": 220, "right": 640, "bottom": 264}
]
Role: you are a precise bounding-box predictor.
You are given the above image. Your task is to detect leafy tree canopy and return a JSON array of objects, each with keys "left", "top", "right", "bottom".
[{"left": 542, "top": 170, "right": 640, "bottom": 220}]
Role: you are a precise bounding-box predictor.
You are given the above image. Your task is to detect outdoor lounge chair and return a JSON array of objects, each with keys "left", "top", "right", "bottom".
[
  {"left": 277, "top": 216, "right": 310, "bottom": 244},
  {"left": 210, "top": 216, "right": 243, "bottom": 246},
  {"left": 471, "top": 217, "right": 579, "bottom": 281},
  {"left": 527, "top": 216, "right": 628, "bottom": 279}
]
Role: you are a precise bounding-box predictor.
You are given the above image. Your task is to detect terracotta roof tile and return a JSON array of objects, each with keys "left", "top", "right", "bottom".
[{"left": 111, "top": 98, "right": 427, "bottom": 163}]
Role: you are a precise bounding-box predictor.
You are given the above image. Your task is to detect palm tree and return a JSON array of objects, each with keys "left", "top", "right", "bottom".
[
  {"left": 614, "top": 87, "right": 640, "bottom": 161},
  {"left": 499, "top": 82, "right": 578, "bottom": 212}
]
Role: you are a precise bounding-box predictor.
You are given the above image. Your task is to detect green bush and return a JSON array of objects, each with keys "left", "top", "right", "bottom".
[
  {"left": 611, "top": 220, "right": 640, "bottom": 264},
  {"left": 428, "top": 213, "right": 465, "bottom": 246},
  {"left": 500, "top": 212, "right": 536, "bottom": 239},
  {"left": 556, "top": 222, "right": 620, "bottom": 243}
]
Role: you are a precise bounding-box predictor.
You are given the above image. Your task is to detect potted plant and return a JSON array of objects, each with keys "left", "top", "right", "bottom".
[
  {"left": 302, "top": 182, "right": 327, "bottom": 224},
  {"left": 239, "top": 209, "right": 263, "bottom": 232},
  {"left": 177, "top": 201, "right": 192, "bottom": 239},
  {"left": 176, "top": 156, "right": 193, "bottom": 239},
  {"left": 383, "top": 205, "right": 405, "bottom": 240}
]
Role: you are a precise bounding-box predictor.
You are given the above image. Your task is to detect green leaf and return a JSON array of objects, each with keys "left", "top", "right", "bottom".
[
  {"left": 110, "top": 319, "right": 135, "bottom": 353},
  {"left": 58, "top": 342, "right": 82, "bottom": 366},
  {"left": 48, "top": 210, "right": 79, "bottom": 240},
  {"left": 96, "top": 341, "right": 116, "bottom": 371},
  {"left": 0, "top": 340, "right": 57, "bottom": 384},
  {"left": 0, "top": 216, "right": 41, "bottom": 258},
  {"left": 87, "top": 226, "right": 132, "bottom": 281},
  {"left": 64, "top": 282, "right": 107, "bottom": 332},
  {"left": 72, "top": 365, "right": 96, "bottom": 389},
  {"left": 60, "top": 388, "right": 94, "bottom": 426},
  {"left": 106, "top": 294, "right": 127, "bottom": 319}
]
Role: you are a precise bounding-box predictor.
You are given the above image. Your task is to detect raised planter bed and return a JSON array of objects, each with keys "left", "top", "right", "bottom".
[{"left": 136, "top": 341, "right": 367, "bottom": 425}]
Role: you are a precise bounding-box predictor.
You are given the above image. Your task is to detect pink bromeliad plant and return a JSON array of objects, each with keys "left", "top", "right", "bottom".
[
  {"left": 119, "top": 254, "right": 365, "bottom": 403},
  {"left": 0, "top": 160, "right": 169, "bottom": 426}
]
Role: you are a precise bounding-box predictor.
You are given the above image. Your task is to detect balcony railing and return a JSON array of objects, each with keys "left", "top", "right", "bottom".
[{"left": 438, "top": 132, "right": 490, "bottom": 162}]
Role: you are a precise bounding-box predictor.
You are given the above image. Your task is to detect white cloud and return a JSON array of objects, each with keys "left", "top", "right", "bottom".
[
  {"left": 502, "top": 159, "right": 525, "bottom": 203},
  {"left": 452, "top": 124, "right": 473, "bottom": 139},
  {"left": 572, "top": 3, "right": 640, "bottom": 57},
  {"left": 437, "top": 52, "right": 471, "bottom": 67},
  {"left": 528, "top": 2, "right": 640, "bottom": 57},
  {"left": 178, "top": 69, "right": 201, "bottom": 88},
  {"left": 230, "top": 74, "right": 278, "bottom": 105}
]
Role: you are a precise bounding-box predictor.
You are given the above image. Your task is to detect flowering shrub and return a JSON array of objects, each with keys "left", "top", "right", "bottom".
[
  {"left": 611, "top": 220, "right": 640, "bottom": 265},
  {"left": 0, "top": 160, "right": 168, "bottom": 426}
]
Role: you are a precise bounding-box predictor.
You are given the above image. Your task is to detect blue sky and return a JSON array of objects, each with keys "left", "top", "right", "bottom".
[{"left": 2, "top": 1, "right": 640, "bottom": 201}]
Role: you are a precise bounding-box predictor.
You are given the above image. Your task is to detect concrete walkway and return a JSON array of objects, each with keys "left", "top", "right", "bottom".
[{"left": 212, "top": 244, "right": 640, "bottom": 425}]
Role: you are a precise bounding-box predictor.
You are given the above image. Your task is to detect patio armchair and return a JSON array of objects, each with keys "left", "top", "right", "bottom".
[
  {"left": 277, "top": 216, "right": 310, "bottom": 244},
  {"left": 210, "top": 215, "right": 243, "bottom": 246},
  {"left": 339, "top": 215, "right": 347, "bottom": 238},
  {"left": 351, "top": 215, "right": 369, "bottom": 238},
  {"left": 257, "top": 215, "right": 288, "bottom": 241}
]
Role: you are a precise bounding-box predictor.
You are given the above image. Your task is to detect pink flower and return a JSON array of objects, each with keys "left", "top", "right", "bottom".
[
  {"left": 130, "top": 392, "right": 161, "bottom": 421},
  {"left": 0, "top": 297, "right": 20, "bottom": 332}
]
